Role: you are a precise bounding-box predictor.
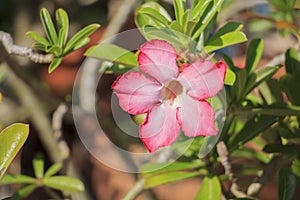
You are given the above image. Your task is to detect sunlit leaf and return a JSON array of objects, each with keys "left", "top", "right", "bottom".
[
  {"left": 33, "top": 153, "right": 44, "bottom": 179},
  {"left": 205, "top": 31, "right": 247, "bottom": 53},
  {"left": 195, "top": 176, "right": 221, "bottom": 200},
  {"left": 190, "top": 0, "right": 212, "bottom": 21},
  {"left": 212, "top": 22, "right": 244, "bottom": 39},
  {"left": 73, "top": 37, "right": 90, "bottom": 51},
  {"left": 44, "top": 163, "right": 62, "bottom": 178},
  {"left": 47, "top": 45, "right": 63, "bottom": 57},
  {"left": 56, "top": 8, "right": 69, "bottom": 47},
  {"left": 42, "top": 176, "right": 85, "bottom": 192},
  {"left": 7, "top": 184, "right": 37, "bottom": 200},
  {"left": 0, "top": 123, "right": 29, "bottom": 180},
  {"left": 245, "top": 39, "right": 264, "bottom": 74},
  {"left": 174, "top": 0, "right": 187, "bottom": 25},
  {"left": 192, "top": 0, "right": 224, "bottom": 40},
  {"left": 40, "top": 8, "right": 58, "bottom": 45},
  {"left": 140, "top": 161, "right": 205, "bottom": 177},
  {"left": 137, "top": 7, "right": 171, "bottom": 26},
  {"left": 48, "top": 57, "right": 63, "bottom": 73},
  {"left": 0, "top": 174, "right": 36, "bottom": 185},
  {"left": 63, "top": 24, "right": 100, "bottom": 55},
  {"left": 26, "top": 31, "right": 50, "bottom": 46},
  {"left": 144, "top": 171, "right": 200, "bottom": 189},
  {"left": 86, "top": 44, "right": 138, "bottom": 67},
  {"left": 137, "top": 2, "right": 172, "bottom": 22}
]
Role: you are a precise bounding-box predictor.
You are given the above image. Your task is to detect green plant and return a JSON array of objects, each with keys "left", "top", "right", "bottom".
[
  {"left": 0, "top": 153, "right": 84, "bottom": 199},
  {"left": 27, "top": 8, "right": 100, "bottom": 73}
]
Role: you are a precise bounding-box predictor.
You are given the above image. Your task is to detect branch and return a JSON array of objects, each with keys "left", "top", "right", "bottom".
[
  {"left": 79, "top": 0, "right": 140, "bottom": 112},
  {"left": 247, "top": 157, "right": 280, "bottom": 196},
  {"left": 122, "top": 179, "right": 145, "bottom": 200},
  {"left": 52, "top": 103, "right": 70, "bottom": 160},
  {"left": 1, "top": 62, "right": 92, "bottom": 200},
  {"left": 1, "top": 62, "right": 62, "bottom": 163},
  {"left": 216, "top": 141, "right": 251, "bottom": 199},
  {"left": 0, "top": 31, "right": 53, "bottom": 63}
]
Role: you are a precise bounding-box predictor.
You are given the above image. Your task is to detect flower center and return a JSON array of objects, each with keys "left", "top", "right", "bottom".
[{"left": 162, "top": 80, "right": 183, "bottom": 103}]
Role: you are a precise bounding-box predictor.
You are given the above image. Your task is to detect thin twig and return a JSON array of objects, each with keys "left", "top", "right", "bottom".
[
  {"left": 0, "top": 31, "right": 53, "bottom": 63},
  {"left": 216, "top": 141, "right": 250, "bottom": 199},
  {"left": 122, "top": 179, "right": 145, "bottom": 200},
  {"left": 52, "top": 103, "right": 70, "bottom": 160}
]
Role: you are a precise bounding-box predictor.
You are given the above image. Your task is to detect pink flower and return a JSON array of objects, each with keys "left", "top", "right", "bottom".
[{"left": 112, "top": 39, "right": 226, "bottom": 152}]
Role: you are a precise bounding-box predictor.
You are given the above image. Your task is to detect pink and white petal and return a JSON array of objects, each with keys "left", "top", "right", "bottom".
[
  {"left": 112, "top": 71, "right": 162, "bottom": 115},
  {"left": 178, "top": 95, "right": 217, "bottom": 137},
  {"left": 138, "top": 39, "right": 179, "bottom": 84},
  {"left": 178, "top": 60, "right": 226, "bottom": 100},
  {"left": 140, "top": 104, "right": 180, "bottom": 152}
]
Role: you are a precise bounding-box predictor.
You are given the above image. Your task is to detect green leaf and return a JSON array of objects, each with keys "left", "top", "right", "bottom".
[
  {"left": 228, "top": 115, "right": 278, "bottom": 152},
  {"left": 285, "top": 48, "right": 300, "bottom": 76},
  {"left": 244, "top": 65, "right": 281, "bottom": 96},
  {"left": 137, "top": 7, "right": 171, "bottom": 26},
  {"left": 8, "top": 184, "right": 37, "bottom": 200},
  {"left": 26, "top": 31, "right": 50, "bottom": 46},
  {"left": 40, "top": 8, "right": 58, "bottom": 45},
  {"left": 32, "top": 43, "right": 48, "bottom": 52},
  {"left": 85, "top": 44, "right": 138, "bottom": 67},
  {"left": 43, "top": 176, "right": 85, "bottom": 192},
  {"left": 212, "top": 22, "right": 244, "bottom": 39},
  {"left": 221, "top": 52, "right": 236, "bottom": 70},
  {"left": 192, "top": 0, "right": 224, "bottom": 40},
  {"left": 248, "top": 105, "right": 300, "bottom": 116},
  {"left": 73, "top": 37, "right": 90, "bottom": 51},
  {"left": 0, "top": 174, "right": 36, "bottom": 185},
  {"left": 174, "top": 0, "right": 186, "bottom": 25},
  {"left": 137, "top": 2, "right": 172, "bottom": 22},
  {"left": 169, "top": 21, "right": 184, "bottom": 33},
  {"left": 0, "top": 123, "right": 29, "bottom": 180},
  {"left": 47, "top": 45, "right": 63, "bottom": 57},
  {"left": 48, "top": 57, "right": 63, "bottom": 73},
  {"left": 140, "top": 161, "right": 205, "bottom": 177},
  {"left": 245, "top": 39, "right": 264, "bottom": 74},
  {"left": 63, "top": 24, "right": 100, "bottom": 55},
  {"left": 56, "top": 8, "right": 69, "bottom": 47},
  {"left": 195, "top": 176, "right": 221, "bottom": 200},
  {"left": 205, "top": 31, "right": 247, "bottom": 53},
  {"left": 280, "top": 74, "right": 300, "bottom": 105},
  {"left": 224, "top": 66, "right": 236, "bottom": 86},
  {"left": 278, "top": 169, "right": 296, "bottom": 200},
  {"left": 144, "top": 171, "right": 200, "bottom": 189},
  {"left": 190, "top": 0, "right": 212, "bottom": 21},
  {"left": 33, "top": 153, "right": 44, "bottom": 178},
  {"left": 135, "top": 14, "right": 165, "bottom": 30},
  {"left": 263, "top": 144, "right": 299, "bottom": 153},
  {"left": 44, "top": 163, "right": 62, "bottom": 178},
  {"left": 292, "top": 156, "right": 300, "bottom": 179}
]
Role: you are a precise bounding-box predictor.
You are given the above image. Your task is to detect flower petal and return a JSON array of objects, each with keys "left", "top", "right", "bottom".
[
  {"left": 178, "top": 95, "right": 217, "bottom": 137},
  {"left": 178, "top": 60, "right": 226, "bottom": 99},
  {"left": 138, "top": 39, "right": 179, "bottom": 84},
  {"left": 112, "top": 71, "right": 162, "bottom": 115},
  {"left": 140, "top": 104, "right": 180, "bottom": 152}
]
